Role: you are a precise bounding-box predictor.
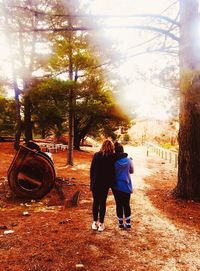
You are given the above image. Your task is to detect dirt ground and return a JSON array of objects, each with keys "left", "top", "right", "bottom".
[{"left": 0, "top": 142, "right": 200, "bottom": 271}]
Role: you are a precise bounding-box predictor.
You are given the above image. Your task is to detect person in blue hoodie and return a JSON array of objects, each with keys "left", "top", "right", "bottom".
[
  {"left": 90, "top": 139, "right": 127, "bottom": 232},
  {"left": 113, "top": 143, "right": 134, "bottom": 229}
]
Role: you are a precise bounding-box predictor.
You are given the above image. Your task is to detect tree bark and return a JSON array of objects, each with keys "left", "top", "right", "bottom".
[
  {"left": 24, "top": 93, "right": 33, "bottom": 144},
  {"left": 67, "top": 85, "right": 74, "bottom": 164},
  {"left": 18, "top": 23, "right": 33, "bottom": 144},
  {"left": 175, "top": 0, "right": 200, "bottom": 200},
  {"left": 18, "top": 9, "right": 38, "bottom": 145},
  {"left": 74, "top": 116, "right": 95, "bottom": 150},
  {"left": 2, "top": 1, "right": 22, "bottom": 150},
  {"left": 41, "top": 128, "right": 46, "bottom": 139},
  {"left": 74, "top": 134, "right": 81, "bottom": 151},
  {"left": 14, "top": 85, "right": 22, "bottom": 150},
  {"left": 67, "top": 24, "right": 74, "bottom": 165}
]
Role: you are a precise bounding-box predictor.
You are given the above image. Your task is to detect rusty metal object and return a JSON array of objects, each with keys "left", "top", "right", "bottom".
[{"left": 7, "top": 145, "right": 56, "bottom": 199}]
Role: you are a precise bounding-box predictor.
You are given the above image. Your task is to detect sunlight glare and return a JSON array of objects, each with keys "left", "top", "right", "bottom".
[
  {"left": 84, "top": 0, "right": 176, "bottom": 121},
  {"left": 0, "top": 38, "right": 12, "bottom": 81}
]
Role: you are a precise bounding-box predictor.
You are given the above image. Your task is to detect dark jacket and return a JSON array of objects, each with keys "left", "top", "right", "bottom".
[{"left": 90, "top": 152, "right": 127, "bottom": 191}]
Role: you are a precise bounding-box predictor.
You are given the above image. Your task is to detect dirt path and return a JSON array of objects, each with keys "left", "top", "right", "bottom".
[
  {"left": 1, "top": 144, "right": 200, "bottom": 271},
  {"left": 99, "top": 146, "right": 200, "bottom": 271}
]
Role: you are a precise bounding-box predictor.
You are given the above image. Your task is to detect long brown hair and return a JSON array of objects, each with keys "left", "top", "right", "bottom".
[{"left": 100, "top": 139, "right": 114, "bottom": 155}]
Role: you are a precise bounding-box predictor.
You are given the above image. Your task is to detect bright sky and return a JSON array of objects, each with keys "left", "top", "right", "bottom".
[
  {"left": 0, "top": 36, "right": 11, "bottom": 78},
  {"left": 1, "top": 0, "right": 179, "bottom": 121},
  {"left": 83, "top": 0, "right": 179, "bottom": 120}
]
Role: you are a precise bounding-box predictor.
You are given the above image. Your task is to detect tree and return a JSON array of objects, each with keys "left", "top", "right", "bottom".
[
  {"left": 0, "top": 97, "right": 16, "bottom": 135},
  {"left": 0, "top": 0, "right": 63, "bottom": 148},
  {"left": 74, "top": 79, "right": 131, "bottom": 150},
  {"left": 133, "top": 0, "right": 200, "bottom": 200},
  {"left": 120, "top": 1, "right": 200, "bottom": 200},
  {"left": 48, "top": 8, "right": 112, "bottom": 162},
  {"left": 1, "top": 0, "right": 22, "bottom": 149},
  {"left": 173, "top": 0, "right": 200, "bottom": 200},
  {"left": 29, "top": 78, "right": 73, "bottom": 139},
  {"left": 28, "top": 76, "right": 130, "bottom": 150},
  {"left": 1, "top": 0, "right": 128, "bottom": 161}
]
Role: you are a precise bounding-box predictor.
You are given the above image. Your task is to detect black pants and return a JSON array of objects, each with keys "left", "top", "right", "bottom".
[
  {"left": 92, "top": 188, "right": 109, "bottom": 223},
  {"left": 112, "top": 189, "right": 131, "bottom": 219}
]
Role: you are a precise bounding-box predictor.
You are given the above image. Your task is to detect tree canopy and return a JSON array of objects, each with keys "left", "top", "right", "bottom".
[{"left": 0, "top": 0, "right": 132, "bottom": 159}]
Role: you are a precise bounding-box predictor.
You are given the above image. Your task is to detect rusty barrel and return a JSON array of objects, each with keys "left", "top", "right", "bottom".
[{"left": 7, "top": 145, "right": 56, "bottom": 199}]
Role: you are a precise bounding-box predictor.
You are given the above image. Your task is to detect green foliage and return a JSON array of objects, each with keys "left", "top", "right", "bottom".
[
  {"left": 1, "top": 1, "right": 132, "bottom": 146},
  {"left": 46, "top": 22, "right": 131, "bottom": 147},
  {"left": 28, "top": 75, "right": 131, "bottom": 146},
  {"left": 74, "top": 76, "right": 131, "bottom": 148},
  {"left": 29, "top": 78, "right": 75, "bottom": 138},
  {"left": 123, "top": 133, "right": 131, "bottom": 143},
  {"left": 159, "top": 142, "right": 178, "bottom": 151},
  {"left": 48, "top": 15, "right": 101, "bottom": 78},
  {"left": 0, "top": 97, "right": 16, "bottom": 135}
]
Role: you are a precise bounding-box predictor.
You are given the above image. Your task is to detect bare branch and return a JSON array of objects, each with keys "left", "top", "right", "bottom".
[
  {"left": 6, "top": 6, "right": 180, "bottom": 26},
  {"left": 11, "top": 25, "right": 179, "bottom": 42},
  {"left": 160, "top": 0, "right": 179, "bottom": 15}
]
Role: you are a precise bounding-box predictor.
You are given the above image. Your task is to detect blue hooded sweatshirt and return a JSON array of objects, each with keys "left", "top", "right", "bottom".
[{"left": 114, "top": 157, "right": 134, "bottom": 194}]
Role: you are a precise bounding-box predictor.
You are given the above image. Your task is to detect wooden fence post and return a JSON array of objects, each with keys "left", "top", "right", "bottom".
[{"left": 146, "top": 142, "right": 178, "bottom": 168}]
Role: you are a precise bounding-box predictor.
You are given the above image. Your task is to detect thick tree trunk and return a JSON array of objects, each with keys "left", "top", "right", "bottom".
[
  {"left": 177, "top": 83, "right": 200, "bottom": 200},
  {"left": 175, "top": 0, "right": 200, "bottom": 200}
]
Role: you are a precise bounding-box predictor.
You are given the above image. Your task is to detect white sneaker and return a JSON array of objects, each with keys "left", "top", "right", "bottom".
[
  {"left": 98, "top": 223, "right": 105, "bottom": 232},
  {"left": 91, "top": 221, "right": 98, "bottom": 230}
]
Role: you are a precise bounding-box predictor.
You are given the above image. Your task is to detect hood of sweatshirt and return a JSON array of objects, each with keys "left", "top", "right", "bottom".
[{"left": 115, "top": 157, "right": 129, "bottom": 168}]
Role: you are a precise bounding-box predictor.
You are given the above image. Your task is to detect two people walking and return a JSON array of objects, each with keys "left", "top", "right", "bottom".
[{"left": 90, "top": 139, "right": 134, "bottom": 232}]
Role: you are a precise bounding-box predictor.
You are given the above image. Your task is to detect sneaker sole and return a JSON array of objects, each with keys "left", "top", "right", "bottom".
[{"left": 98, "top": 228, "right": 105, "bottom": 232}]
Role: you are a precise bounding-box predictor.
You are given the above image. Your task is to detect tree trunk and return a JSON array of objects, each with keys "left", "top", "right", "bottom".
[
  {"left": 14, "top": 85, "right": 22, "bottom": 150},
  {"left": 24, "top": 93, "right": 33, "bottom": 144},
  {"left": 18, "top": 23, "right": 33, "bottom": 145},
  {"left": 74, "top": 134, "right": 81, "bottom": 150},
  {"left": 2, "top": 1, "right": 22, "bottom": 150},
  {"left": 67, "top": 90, "right": 74, "bottom": 164},
  {"left": 18, "top": 11, "right": 38, "bottom": 146},
  {"left": 67, "top": 28, "right": 74, "bottom": 165},
  {"left": 41, "top": 128, "right": 46, "bottom": 139},
  {"left": 175, "top": 0, "right": 200, "bottom": 200},
  {"left": 67, "top": 19, "right": 75, "bottom": 166},
  {"left": 74, "top": 116, "right": 96, "bottom": 150},
  {"left": 74, "top": 117, "right": 80, "bottom": 150}
]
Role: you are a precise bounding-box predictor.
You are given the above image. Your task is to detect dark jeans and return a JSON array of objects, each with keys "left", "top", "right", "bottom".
[
  {"left": 92, "top": 188, "right": 109, "bottom": 223},
  {"left": 112, "top": 189, "right": 131, "bottom": 219}
]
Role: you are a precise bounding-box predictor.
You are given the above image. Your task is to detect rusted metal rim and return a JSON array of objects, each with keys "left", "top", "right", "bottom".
[{"left": 7, "top": 145, "right": 56, "bottom": 199}]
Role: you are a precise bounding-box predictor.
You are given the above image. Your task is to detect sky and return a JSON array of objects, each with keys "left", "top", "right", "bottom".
[
  {"left": 0, "top": 36, "right": 10, "bottom": 77},
  {"left": 0, "top": 0, "right": 179, "bottom": 121},
  {"left": 80, "top": 0, "right": 179, "bottom": 120}
]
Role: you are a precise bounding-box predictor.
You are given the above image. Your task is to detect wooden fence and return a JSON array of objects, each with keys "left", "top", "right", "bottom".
[
  {"left": 146, "top": 142, "right": 178, "bottom": 168},
  {"left": 37, "top": 142, "right": 68, "bottom": 153}
]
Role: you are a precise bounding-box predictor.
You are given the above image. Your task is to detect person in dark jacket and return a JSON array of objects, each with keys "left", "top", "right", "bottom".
[
  {"left": 113, "top": 143, "right": 134, "bottom": 230},
  {"left": 90, "top": 139, "right": 127, "bottom": 232}
]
